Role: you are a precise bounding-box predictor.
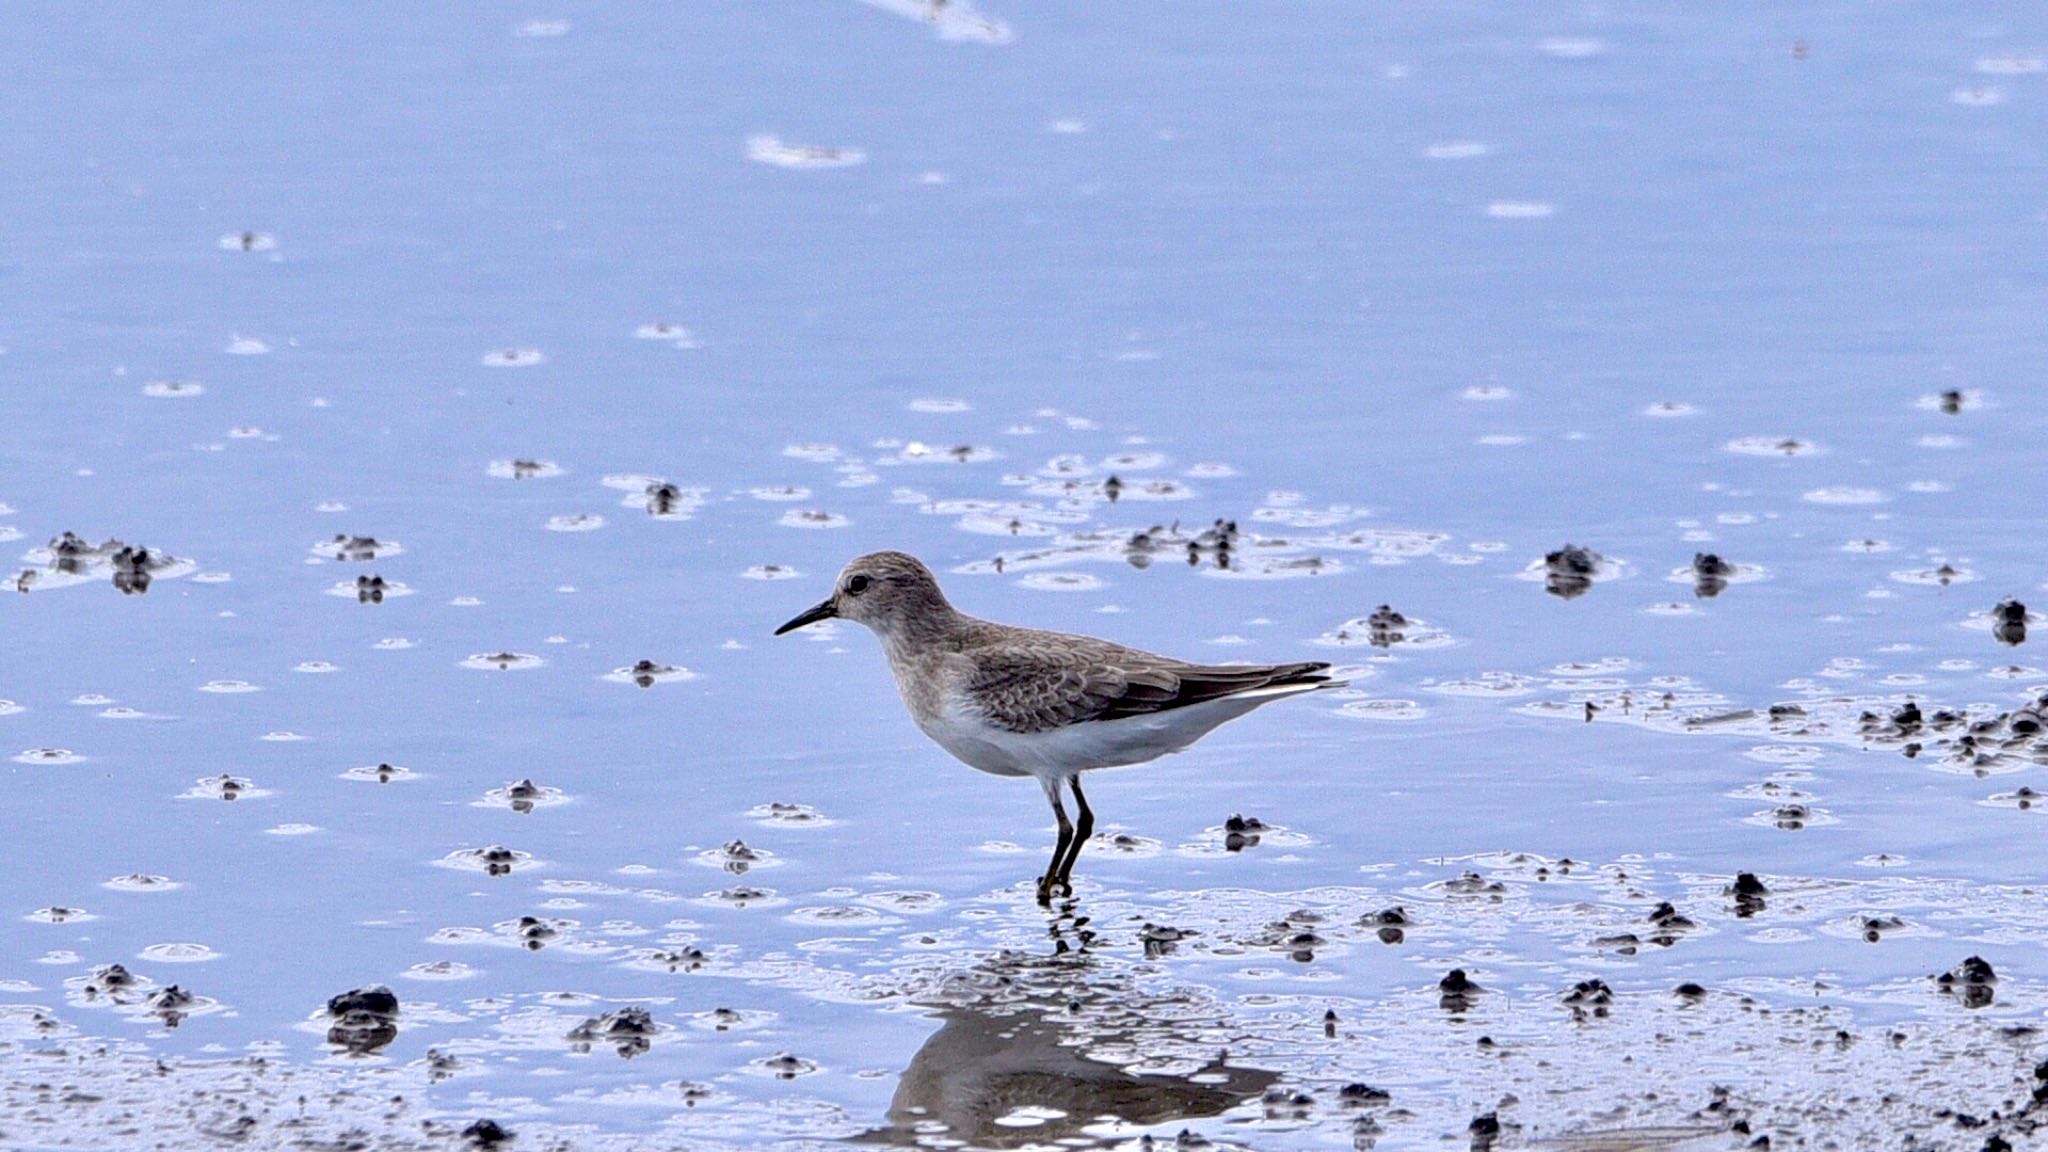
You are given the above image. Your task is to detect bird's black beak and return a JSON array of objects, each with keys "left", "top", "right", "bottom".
[{"left": 774, "top": 597, "right": 838, "bottom": 636}]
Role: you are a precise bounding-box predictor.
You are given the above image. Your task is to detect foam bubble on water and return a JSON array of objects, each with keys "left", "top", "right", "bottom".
[
  {"left": 487, "top": 458, "right": 565, "bottom": 479},
  {"left": 1018, "top": 571, "right": 1104, "bottom": 592},
  {"left": 1803, "top": 487, "right": 1886, "bottom": 505},
  {"left": 1425, "top": 141, "right": 1489, "bottom": 159},
  {"left": 142, "top": 381, "right": 205, "bottom": 398},
  {"left": 748, "top": 485, "right": 811, "bottom": 501},
  {"left": 1644, "top": 401, "right": 1698, "bottom": 417},
  {"left": 341, "top": 763, "right": 416, "bottom": 783},
  {"left": 545, "top": 514, "right": 606, "bottom": 532},
  {"left": 14, "top": 748, "right": 84, "bottom": 765},
  {"left": 402, "top": 960, "right": 477, "bottom": 980},
  {"left": 858, "top": 0, "right": 1014, "bottom": 43},
  {"left": 1890, "top": 563, "right": 1976, "bottom": 586},
  {"left": 1727, "top": 436, "right": 1821, "bottom": 456},
  {"left": 217, "top": 230, "right": 276, "bottom": 251},
  {"left": 197, "top": 679, "right": 261, "bottom": 694},
  {"left": 1462, "top": 385, "right": 1512, "bottom": 401},
  {"left": 1539, "top": 36, "right": 1605, "bottom": 58},
  {"left": 908, "top": 398, "right": 970, "bottom": 413},
  {"left": 780, "top": 509, "right": 850, "bottom": 529},
  {"left": 747, "top": 134, "right": 866, "bottom": 169},
  {"left": 1336, "top": 699, "right": 1427, "bottom": 721},
  {"left": 103, "top": 874, "right": 181, "bottom": 892},
  {"left": 460, "top": 652, "right": 546, "bottom": 671},
  {"left": 782, "top": 443, "right": 840, "bottom": 462},
  {"left": 1951, "top": 86, "right": 2005, "bottom": 106},
  {"left": 224, "top": 336, "right": 270, "bottom": 355},
  {"left": 140, "top": 942, "right": 221, "bottom": 963},
  {"left": 631, "top": 322, "right": 697, "bottom": 347},
  {"left": 1977, "top": 55, "right": 2044, "bottom": 74},
  {"left": 742, "top": 564, "right": 801, "bottom": 581},
  {"left": 602, "top": 662, "right": 698, "bottom": 686},
  {"left": 515, "top": 19, "right": 570, "bottom": 37},
  {"left": 1486, "top": 201, "right": 1554, "bottom": 218},
  {"left": 481, "top": 348, "right": 546, "bottom": 367}
]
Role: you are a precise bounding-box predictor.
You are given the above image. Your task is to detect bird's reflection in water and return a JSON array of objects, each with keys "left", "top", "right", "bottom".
[{"left": 862, "top": 950, "right": 1278, "bottom": 1149}]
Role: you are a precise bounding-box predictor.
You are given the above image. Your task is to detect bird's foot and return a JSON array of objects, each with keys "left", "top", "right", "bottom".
[{"left": 1035, "top": 875, "right": 1072, "bottom": 907}]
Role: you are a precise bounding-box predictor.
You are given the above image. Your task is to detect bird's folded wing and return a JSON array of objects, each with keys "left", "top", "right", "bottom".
[{"left": 965, "top": 644, "right": 1330, "bottom": 734}]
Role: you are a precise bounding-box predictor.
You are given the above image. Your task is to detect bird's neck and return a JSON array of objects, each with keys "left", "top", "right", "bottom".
[{"left": 875, "top": 603, "right": 971, "bottom": 662}]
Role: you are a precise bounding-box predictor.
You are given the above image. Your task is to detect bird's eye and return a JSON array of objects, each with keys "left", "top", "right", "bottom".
[{"left": 846, "top": 574, "right": 871, "bottom": 595}]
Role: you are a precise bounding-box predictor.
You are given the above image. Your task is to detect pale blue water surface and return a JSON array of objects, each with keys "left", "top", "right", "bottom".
[{"left": 4, "top": 4, "right": 2048, "bottom": 1148}]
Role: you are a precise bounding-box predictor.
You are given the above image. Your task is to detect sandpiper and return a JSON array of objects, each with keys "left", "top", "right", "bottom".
[{"left": 775, "top": 551, "right": 1339, "bottom": 903}]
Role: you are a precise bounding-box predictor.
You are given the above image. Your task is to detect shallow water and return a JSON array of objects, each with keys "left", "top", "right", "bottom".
[{"left": 5, "top": 3, "right": 2048, "bottom": 1148}]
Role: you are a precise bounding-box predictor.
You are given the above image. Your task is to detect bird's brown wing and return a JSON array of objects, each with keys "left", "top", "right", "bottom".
[{"left": 963, "top": 639, "right": 1332, "bottom": 735}]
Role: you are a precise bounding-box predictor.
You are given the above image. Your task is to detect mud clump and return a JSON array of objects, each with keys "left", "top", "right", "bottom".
[
  {"left": 1262, "top": 1087, "right": 1315, "bottom": 1121},
  {"left": 1223, "top": 813, "right": 1267, "bottom": 852},
  {"left": 567, "top": 1006, "right": 657, "bottom": 1057},
  {"left": 506, "top": 778, "right": 544, "bottom": 813},
  {"left": 717, "top": 839, "right": 762, "bottom": 874},
  {"left": 1543, "top": 543, "right": 1601, "bottom": 600},
  {"left": 1339, "top": 1083, "right": 1392, "bottom": 1108},
  {"left": 1188, "top": 518, "right": 1239, "bottom": 570},
  {"left": 1692, "top": 552, "right": 1733, "bottom": 598},
  {"left": 84, "top": 964, "right": 138, "bottom": 998},
  {"left": 1935, "top": 956, "right": 1997, "bottom": 1009},
  {"left": 110, "top": 545, "right": 160, "bottom": 594},
  {"left": 1563, "top": 978, "right": 1614, "bottom": 1019},
  {"left": 148, "top": 985, "right": 197, "bottom": 1027},
  {"left": 325, "top": 985, "right": 399, "bottom": 1054},
  {"left": 649, "top": 945, "right": 706, "bottom": 972},
  {"left": 1470, "top": 1110, "right": 1504, "bottom": 1151},
  {"left": 646, "top": 481, "right": 683, "bottom": 516},
  {"left": 758, "top": 1052, "right": 817, "bottom": 1079},
  {"left": 1994, "top": 598, "right": 2028, "bottom": 647},
  {"left": 461, "top": 1118, "right": 514, "bottom": 1147},
  {"left": 327, "top": 534, "right": 386, "bottom": 561},
  {"left": 513, "top": 916, "right": 564, "bottom": 949},
  {"left": 1442, "top": 871, "right": 1507, "bottom": 900},
  {"left": 1367, "top": 604, "right": 1407, "bottom": 647},
  {"left": 1648, "top": 901, "right": 1696, "bottom": 944},
  {"left": 1729, "top": 871, "right": 1769, "bottom": 917},
  {"left": 1362, "top": 905, "right": 1408, "bottom": 945},
  {"left": 1439, "top": 969, "right": 1481, "bottom": 1014},
  {"left": 1140, "top": 922, "right": 1193, "bottom": 959}
]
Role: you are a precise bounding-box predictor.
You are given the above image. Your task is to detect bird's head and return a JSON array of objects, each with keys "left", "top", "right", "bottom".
[{"left": 774, "top": 550, "right": 954, "bottom": 640}]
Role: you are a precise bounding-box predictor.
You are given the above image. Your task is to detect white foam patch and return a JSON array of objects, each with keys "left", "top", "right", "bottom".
[{"left": 747, "top": 134, "right": 866, "bottom": 169}]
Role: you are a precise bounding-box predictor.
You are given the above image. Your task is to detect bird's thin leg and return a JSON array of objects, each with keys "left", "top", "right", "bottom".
[
  {"left": 1056, "top": 775, "right": 1095, "bottom": 890},
  {"left": 1038, "top": 779, "right": 1073, "bottom": 905}
]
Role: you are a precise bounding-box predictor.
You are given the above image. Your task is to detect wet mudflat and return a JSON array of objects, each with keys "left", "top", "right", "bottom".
[{"left": 5, "top": 3, "right": 2048, "bottom": 1149}]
